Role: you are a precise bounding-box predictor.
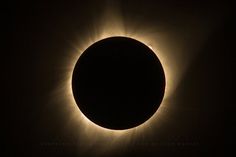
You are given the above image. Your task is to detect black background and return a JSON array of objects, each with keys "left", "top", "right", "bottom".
[{"left": 4, "top": 0, "right": 234, "bottom": 157}]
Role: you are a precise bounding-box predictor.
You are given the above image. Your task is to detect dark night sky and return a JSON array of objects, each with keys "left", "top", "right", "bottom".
[{"left": 4, "top": 0, "right": 234, "bottom": 157}]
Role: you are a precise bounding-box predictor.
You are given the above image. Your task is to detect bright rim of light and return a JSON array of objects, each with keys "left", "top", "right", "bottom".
[{"left": 70, "top": 34, "right": 167, "bottom": 131}]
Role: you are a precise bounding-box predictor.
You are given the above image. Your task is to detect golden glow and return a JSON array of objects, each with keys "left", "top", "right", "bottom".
[{"left": 50, "top": 2, "right": 210, "bottom": 154}]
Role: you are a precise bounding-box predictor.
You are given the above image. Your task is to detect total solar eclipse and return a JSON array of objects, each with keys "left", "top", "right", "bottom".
[{"left": 72, "top": 37, "right": 165, "bottom": 130}]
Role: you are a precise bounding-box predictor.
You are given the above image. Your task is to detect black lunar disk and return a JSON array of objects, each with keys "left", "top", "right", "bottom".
[{"left": 72, "top": 37, "right": 165, "bottom": 130}]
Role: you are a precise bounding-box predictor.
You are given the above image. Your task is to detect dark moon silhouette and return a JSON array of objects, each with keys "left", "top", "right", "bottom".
[{"left": 72, "top": 36, "right": 165, "bottom": 130}]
